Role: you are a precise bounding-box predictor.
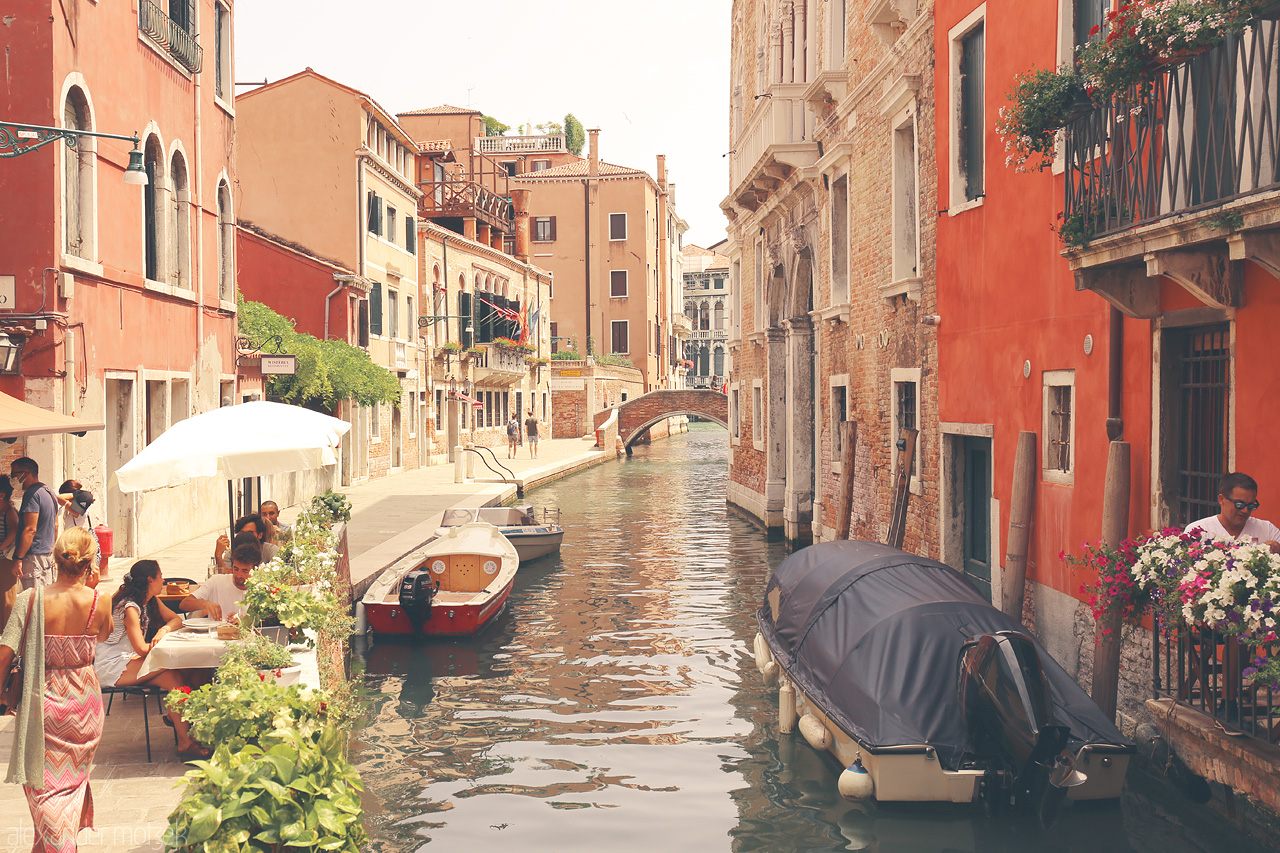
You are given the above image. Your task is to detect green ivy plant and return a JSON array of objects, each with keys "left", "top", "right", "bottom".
[{"left": 162, "top": 725, "right": 367, "bottom": 853}]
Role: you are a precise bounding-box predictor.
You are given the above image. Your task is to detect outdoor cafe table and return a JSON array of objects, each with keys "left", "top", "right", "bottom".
[{"left": 135, "top": 629, "right": 233, "bottom": 679}]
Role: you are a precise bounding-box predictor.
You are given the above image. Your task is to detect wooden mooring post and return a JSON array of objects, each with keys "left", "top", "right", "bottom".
[
  {"left": 885, "top": 428, "right": 917, "bottom": 550},
  {"left": 1092, "top": 440, "right": 1131, "bottom": 722},
  {"left": 1002, "top": 431, "right": 1037, "bottom": 620},
  {"left": 835, "top": 421, "right": 858, "bottom": 540}
]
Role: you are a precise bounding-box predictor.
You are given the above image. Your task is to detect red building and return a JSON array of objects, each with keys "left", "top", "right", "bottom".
[
  {"left": 0, "top": 0, "right": 241, "bottom": 557},
  {"left": 933, "top": 0, "right": 1280, "bottom": 735}
]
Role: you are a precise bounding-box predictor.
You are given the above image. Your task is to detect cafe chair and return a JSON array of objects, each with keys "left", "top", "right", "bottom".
[{"left": 101, "top": 684, "right": 178, "bottom": 763}]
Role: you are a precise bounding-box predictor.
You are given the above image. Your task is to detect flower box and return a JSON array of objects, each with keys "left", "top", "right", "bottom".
[{"left": 257, "top": 664, "right": 302, "bottom": 686}]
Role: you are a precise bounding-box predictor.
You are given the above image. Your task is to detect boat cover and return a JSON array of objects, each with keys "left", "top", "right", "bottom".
[{"left": 758, "top": 540, "right": 1132, "bottom": 771}]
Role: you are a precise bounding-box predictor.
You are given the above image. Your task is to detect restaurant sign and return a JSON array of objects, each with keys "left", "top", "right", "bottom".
[{"left": 261, "top": 355, "right": 298, "bottom": 375}]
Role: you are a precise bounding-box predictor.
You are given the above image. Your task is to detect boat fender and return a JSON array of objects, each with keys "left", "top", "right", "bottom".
[
  {"left": 838, "top": 759, "right": 874, "bottom": 801},
  {"left": 752, "top": 632, "right": 773, "bottom": 676},
  {"left": 779, "top": 679, "right": 797, "bottom": 734},
  {"left": 798, "top": 713, "right": 831, "bottom": 751},
  {"left": 761, "top": 659, "right": 779, "bottom": 686},
  {"left": 353, "top": 602, "right": 368, "bottom": 635}
]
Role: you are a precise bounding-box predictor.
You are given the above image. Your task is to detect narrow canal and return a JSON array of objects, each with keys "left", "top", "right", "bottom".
[{"left": 353, "top": 423, "right": 1271, "bottom": 852}]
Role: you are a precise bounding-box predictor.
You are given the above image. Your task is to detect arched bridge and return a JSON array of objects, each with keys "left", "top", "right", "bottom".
[{"left": 597, "top": 389, "right": 728, "bottom": 449}]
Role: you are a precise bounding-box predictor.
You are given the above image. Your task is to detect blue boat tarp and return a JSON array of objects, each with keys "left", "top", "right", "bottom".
[{"left": 758, "top": 540, "right": 1132, "bottom": 771}]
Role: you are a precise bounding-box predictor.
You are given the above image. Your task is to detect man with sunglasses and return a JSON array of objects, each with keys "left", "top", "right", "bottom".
[{"left": 1185, "top": 472, "right": 1280, "bottom": 553}]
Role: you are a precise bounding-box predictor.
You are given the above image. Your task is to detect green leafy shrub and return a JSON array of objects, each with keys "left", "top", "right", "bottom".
[
  {"left": 550, "top": 350, "right": 581, "bottom": 360},
  {"left": 309, "top": 490, "right": 351, "bottom": 524},
  {"left": 221, "top": 634, "right": 295, "bottom": 672}
]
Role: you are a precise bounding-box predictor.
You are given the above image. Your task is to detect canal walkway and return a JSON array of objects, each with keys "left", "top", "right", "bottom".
[{"left": 0, "top": 436, "right": 613, "bottom": 853}]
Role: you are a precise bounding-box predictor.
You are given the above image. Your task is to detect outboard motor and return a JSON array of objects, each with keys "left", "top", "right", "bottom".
[
  {"left": 959, "top": 632, "right": 1087, "bottom": 826},
  {"left": 398, "top": 570, "right": 439, "bottom": 635}
]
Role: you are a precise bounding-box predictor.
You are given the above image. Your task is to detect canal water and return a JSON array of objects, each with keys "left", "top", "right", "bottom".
[{"left": 354, "top": 423, "right": 1273, "bottom": 852}]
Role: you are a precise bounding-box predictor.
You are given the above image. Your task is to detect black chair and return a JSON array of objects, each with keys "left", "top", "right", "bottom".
[{"left": 101, "top": 684, "right": 177, "bottom": 762}]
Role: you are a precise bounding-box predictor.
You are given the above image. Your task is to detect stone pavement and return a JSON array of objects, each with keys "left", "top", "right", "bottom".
[{"left": 0, "top": 435, "right": 613, "bottom": 852}]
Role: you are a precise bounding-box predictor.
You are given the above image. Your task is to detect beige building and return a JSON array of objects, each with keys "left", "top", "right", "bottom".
[
  {"left": 682, "top": 244, "right": 733, "bottom": 390},
  {"left": 236, "top": 69, "right": 424, "bottom": 483}
]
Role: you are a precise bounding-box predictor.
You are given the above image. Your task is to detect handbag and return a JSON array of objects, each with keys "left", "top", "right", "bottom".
[{"left": 0, "top": 590, "right": 36, "bottom": 716}]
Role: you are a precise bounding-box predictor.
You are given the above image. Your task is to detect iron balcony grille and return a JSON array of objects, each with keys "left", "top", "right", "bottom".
[
  {"left": 139, "top": 0, "right": 204, "bottom": 74},
  {"left": 1064, "top": 18, "right": 1280, "bottom": 240}
]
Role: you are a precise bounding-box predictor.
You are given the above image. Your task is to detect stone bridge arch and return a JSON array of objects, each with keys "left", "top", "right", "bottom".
[{"left": 596, "top": 389, "right": 729, "bottom": 449}]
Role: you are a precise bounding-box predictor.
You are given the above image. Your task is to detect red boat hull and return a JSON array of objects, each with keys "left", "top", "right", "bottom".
[{"left": 365, "top": 578, "right": 514, "bottom": 637}]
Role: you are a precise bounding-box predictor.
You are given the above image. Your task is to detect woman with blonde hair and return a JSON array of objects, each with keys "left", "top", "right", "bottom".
[{"left": 0, "top": 527, "right": 111, "bottom": 852}]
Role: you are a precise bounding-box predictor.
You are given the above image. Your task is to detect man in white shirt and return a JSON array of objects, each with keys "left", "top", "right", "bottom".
[
  {"left": 1185, "top": 472, "right": 1280, "bottom": 553},
  {"left": 179, "top": 541, "right": 261, "bottom": 622}
]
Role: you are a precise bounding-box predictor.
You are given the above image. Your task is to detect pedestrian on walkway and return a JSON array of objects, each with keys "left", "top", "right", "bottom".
[
  {"left": 506, "top": 415, "right": 521, "bottom": 459},
  {"left": 525, "top": 410, "right": 540, "bottom": 459},
  {"left": 9, "top": 457, "right": 59, "bottom": 590}
]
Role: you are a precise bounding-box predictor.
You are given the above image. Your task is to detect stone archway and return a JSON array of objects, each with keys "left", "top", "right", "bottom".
[{"left": 607, "top": 390, "right": 729, "bottom": 449}]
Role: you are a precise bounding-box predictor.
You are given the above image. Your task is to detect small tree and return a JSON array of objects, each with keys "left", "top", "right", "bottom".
[
  {"left": 536, "top": 120, "right": 564, "bottom": 136},
  {"left": 482, "top": 115, "right": 509, "bottom": 137},
  {"left": 564, "top": 114, "right": 585, "bottom": 156}
]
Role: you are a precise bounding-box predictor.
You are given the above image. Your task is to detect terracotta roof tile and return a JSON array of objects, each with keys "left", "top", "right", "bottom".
[
  {"left": 514, "top": 159, "right": 645, "bottom": 179},
  {"left": 399, "top": 104, "right": 480, "bottom": 116},
  {"left": 416, "top": 139, "right": 453, "bottom": 152}
]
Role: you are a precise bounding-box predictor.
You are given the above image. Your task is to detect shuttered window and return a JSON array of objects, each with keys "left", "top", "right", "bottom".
[
  {"left": 533, "top": 216, "right": 556, "bottom": 242},
  {"left": 367, "top": 193, "right": 383, "bottom": 236},
  {"left": 458, "top": 291, "right": 473, "bottom": 348},
  {"left": 406, "top": 217, "right": 416, "bottom": 253},
  {"left": 959, "top": 24, "right": 985, "bottom": 202},
  {"left": 368, "top": 283, "right": 383, "bottom": 336}
]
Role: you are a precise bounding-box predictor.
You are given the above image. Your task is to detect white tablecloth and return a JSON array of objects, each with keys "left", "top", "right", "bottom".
[{"left": 135, "top": 630, "right": 231, "bottom": 679}]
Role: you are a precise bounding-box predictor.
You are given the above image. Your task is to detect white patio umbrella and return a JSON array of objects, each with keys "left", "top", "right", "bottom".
[{"left": 112, "top": 401, "right": 351, "bottom": 494}]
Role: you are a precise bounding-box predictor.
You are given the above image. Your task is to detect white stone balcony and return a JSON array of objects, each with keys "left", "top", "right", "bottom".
[
  {"left": 474, "top": 135, "right": 567, "bottom": 155},
  {"left": 727, "top": 84, "right": 820, "bottom": 211}
]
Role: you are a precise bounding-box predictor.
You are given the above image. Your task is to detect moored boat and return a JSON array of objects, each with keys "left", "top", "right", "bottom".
[
  {"left": 436, "top": 504, "right": 564, "bottom": 562},
  {"left": 362, "top": 522, "right": 520, "bottom": 637},
  {"left": 755, "top": 540, "right": 1132, "bottom": 822}
]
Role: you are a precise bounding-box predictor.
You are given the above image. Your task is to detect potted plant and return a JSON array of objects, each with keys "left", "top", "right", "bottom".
[
  {"left": 493, "top": 336, "right": 519, "bottom": 349},
  {"left": 437, "top": 340, "right": 464, "bottom": 356},
  {"left": 221, "top": 633, "right": 301, "bottom": 684},
  {"left": 465, "top": 345, "right": 485, "bottom": 358},
  {"left": 997, "top": 64, "right": 1092, "bottom": 172}
]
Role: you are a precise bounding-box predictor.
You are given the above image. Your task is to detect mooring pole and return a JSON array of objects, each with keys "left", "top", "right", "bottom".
[
  {"left": 1092, "top": 440, "right": 1131, "bottom": 722},
  {"left": 1002, "top": 431, "right": 1037, "bottom": 620}
]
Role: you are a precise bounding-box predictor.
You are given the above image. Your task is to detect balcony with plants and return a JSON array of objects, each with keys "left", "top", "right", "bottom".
[{"left": 998, "top": 0, "right": 1280, "bottom": 318}]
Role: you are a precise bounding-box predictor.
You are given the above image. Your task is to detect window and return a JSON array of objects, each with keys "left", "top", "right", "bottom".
[
  {"left": 713, "top": 347, "right": 725, "bottom": 378},
  {"left": 700, "top": 303, "right": 710, "bottom": 331},
  {"left": 1074, "top": 0, "right": 1108, "bottom": 48},
  {"left": 829, "top": 0, "right": 846, "bottom": 67},
  {"left": 953, "top": 15, "right": 986, "bottom": 205},
  {"left": 609, "top": 213, "right": 627, "bottom": 241},
  {"left": 714, "top": 301, "right": 725, "bottom": 330},
  {"left": 435, "top": 389, "right": 444, "bottom": 431},
  {"left": 217, "top": 182, "right": 233, "bottom": 300},
  {"left": 754, "top": 239, "right": 764, "bottom": 331},
  {"left": 367, "top": 192, "right": 383, "bottom": 236},
  {"left": 731, "top": 388, "right": 741, "bottom": 439},
  {"left": 405, "top": 216, "right": 416, "bottom": 253},
  {"left": 753, "top": 381, "right": 765, "bottom": 449},
  {"left": 214, "top": 2, "right": 232, "bottom": 102},
  {"left": 531, "top": 159, "right": 550, "bottom": 172},
  {"left": 385, "top": 206, "right": 397, "bottom": 245},
  {"left": 167, "top": 0, "right": 192, "bottom": 32},
  {"left": 62, "top": 87, "right": 93, "bottom": 261},
  {"left": 406, "top": 296, "right": 414, "bottom": 342},
  {"left": 611, "top": 320, "right": 628, "bottom": 354},
  {"left": 388, "top": 289, "right": 398, "bottom": 340},
  {"left": 358, "top": 299, "right": 370, "bottom": 347},
  {"left": 610, "top": 270, "right": 628, "bottom": 297},
  {"left": 145, "top": 379, "right": 167, "bottom": 446},
  {"left": 369, "top": 282, "right": 383, "bottom": 336},
  {"left": 502, "top": 162, "right": 517, "bottom": 177},
  {"left": 169, "top": 151, "right": 190, "bottom": 288},
  {"left": 1043, "top": 370, "right": 1075, "bottom": 484},
  {"left": 892, "top": 117, "right": 919, "bottom": 283},
  {"left": 830, "top": 175, "right": 848, "bottom": 303},
  {"left": 892, "top": 367, "right": 922, "bottom": 491},
  {"left": 533, "top": 217, "right": 556, "bottom": 242},
  {"left": 143, "top": 136, "right": 164, "bottom": 282},
  {"left": 371, "top": 402, "right": 380, "bottom": 439},
  {"left": 830, "top": 376, "right": 850, "bottom": 469}
]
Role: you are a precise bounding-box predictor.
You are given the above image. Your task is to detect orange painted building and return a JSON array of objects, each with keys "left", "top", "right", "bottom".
[
  {"left": 934, "top": 0, "right": 1280, "bottom": 727},
  {"left": 0, "top": 0, "right": 240, "bottom": 557}
]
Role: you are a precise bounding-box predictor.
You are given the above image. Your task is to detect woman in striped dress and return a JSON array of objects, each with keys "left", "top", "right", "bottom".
[{"left": 0, "top": 527, "right": 111, "bottom": 852}]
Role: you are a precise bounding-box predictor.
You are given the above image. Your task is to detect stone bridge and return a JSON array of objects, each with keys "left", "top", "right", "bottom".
[{"left": 595, "top": 389, "right": 728, "bottom": 449}]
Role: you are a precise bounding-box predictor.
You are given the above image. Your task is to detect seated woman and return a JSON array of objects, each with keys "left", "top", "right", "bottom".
[{"left": 93, "top": 560, "right": 209, "bottom": 759}]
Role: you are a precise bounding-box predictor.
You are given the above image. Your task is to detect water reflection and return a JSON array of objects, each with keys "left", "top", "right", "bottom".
[{"left": 354, "top": 425, "right": 1271, "bottom": 852}]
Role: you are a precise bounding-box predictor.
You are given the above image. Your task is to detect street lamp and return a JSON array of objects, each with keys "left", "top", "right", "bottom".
[
  {"left": 0, "top": 333, "right": 25, "bottom": 374},
  {"left": 418, "top": 315, "right": 474, "bottom": 335},
  {"left": 0, "top": 121, "right": 148, "bottom": 185}
]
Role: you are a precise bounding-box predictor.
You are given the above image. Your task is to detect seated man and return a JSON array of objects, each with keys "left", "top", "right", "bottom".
[
  {"left": 213, "top": 513, "right": 279, "bottom": 569},
  {"left": 260, "top": 500, "right": 291, "bottom": 541},
  {"left": 1185, "top": 472, "right": 1280, "bottom": 553},
  {"left": 180, "top": 541, "right": 261, "bottom": 622}
]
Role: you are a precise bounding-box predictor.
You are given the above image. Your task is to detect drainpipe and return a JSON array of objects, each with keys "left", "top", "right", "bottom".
[
  {"left": 1106, "top": 307, "right": 1123, "bottom": 440},
  {"left": 442, "top": 234, "right": 450, "bottom": 344},
  {"left": 583, "top": 178, "right": 591, "bottom": 350}
]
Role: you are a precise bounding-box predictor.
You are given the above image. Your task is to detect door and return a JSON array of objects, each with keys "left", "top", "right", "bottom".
[
  {"left": 962, "top": 435, "right": 992, "bottom": 601},
  {"left": 391, "top": 404, "right": 402, "bottom": 468},
  {"left": 1162, "top": 324, "right": 1231, "bottom": 525}
]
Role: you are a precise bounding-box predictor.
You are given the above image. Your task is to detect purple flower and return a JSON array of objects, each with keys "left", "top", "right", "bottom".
[{"left": 1244, "top": 667, "right": 1258, "bottom": 679}]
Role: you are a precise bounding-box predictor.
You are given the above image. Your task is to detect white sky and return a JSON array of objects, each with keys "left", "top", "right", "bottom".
[{"left": 234, "top": 1, "right": 731, "bottom": 249}]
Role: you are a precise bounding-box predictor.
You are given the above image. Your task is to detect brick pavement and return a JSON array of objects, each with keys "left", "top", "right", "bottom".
[{"left": 0, "top": 435, "right": 612, "bottom": 852}]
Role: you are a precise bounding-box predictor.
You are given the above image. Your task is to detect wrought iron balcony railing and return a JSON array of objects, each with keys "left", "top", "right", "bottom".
[
  {"left": 1064, "top": 19, "right": 1280, "bottom": 241},
  {"left": 139, "top": 0, "right": 203, "bottom": 74}
]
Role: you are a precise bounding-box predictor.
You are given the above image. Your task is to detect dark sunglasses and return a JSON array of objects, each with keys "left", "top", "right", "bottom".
[{"left": 1228, "top": 498, "right": 1260, "bottom": 512}]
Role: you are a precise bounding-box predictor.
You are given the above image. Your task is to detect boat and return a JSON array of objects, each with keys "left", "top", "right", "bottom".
[
  {"left": 362, "top": 522, "right": 520, "bottom": 637},
  {"left": 754, "top": 540, "right": 1132, "bottom": 822},
  {"left": 436, "top": 504, "right": 564, "bottom": 562}
]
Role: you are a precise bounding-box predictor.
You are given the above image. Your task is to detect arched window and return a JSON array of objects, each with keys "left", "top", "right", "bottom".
[
  {"left": 714, "top": 346, "right": 725, "bottom": 377},
  {"left": 699, "top": 345, "right": 710, "bottom": 375},
  {"left": 685, "top": 301, "right": 695, "bottom": 317},
  {"left": 714, "top": 300, "right": 725, "bottom": 330},
  {"left": 62, "top": 87, "right": 94, "bottom": 260},
  {"left": 216, "top": 181, "right": 233, "bottom": 300},
  {"left": 169, "top": 151, "right": 190, "bottom": 288},
  {"left": 143, "top": 135, "right": 165, "bottom": 282},
  {"left": 700, "top": 302, "right": 710, "bottom": 331}
]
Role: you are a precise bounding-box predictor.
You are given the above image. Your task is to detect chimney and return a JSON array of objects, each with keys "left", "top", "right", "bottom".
[
  {"left": 588, "top": 128, "right": 601, "bottom": 178},
  {"left": 510, "top": 188, "right": 531, "bottom": 263},
  {"left": 656, "top": 155, "right": 667, "bottom": 192}
]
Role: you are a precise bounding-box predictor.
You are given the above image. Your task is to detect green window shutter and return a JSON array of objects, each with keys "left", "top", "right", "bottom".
[
  {"left": 368, "top": 194, "right": 383, "bottom": 236},
  {"left": 458, "top": 291, "right": 473, "bottom": 348},
  {"left": 369, "top": 283, "right": 383, "bottom": 336},
  {"left": 406, "top": 217, "right": 416, "bottom": 253}
]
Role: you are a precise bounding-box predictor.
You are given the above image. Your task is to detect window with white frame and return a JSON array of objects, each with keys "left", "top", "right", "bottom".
[
  {"left": 385, "top": 206, "right": 397, "bottom": 246},
  {"left": 534, "top": 216, "right": 556, "bottom": 242},
  {"left": 830, "top": 174, "right": 849, "bottom": 304},
  {"left": 609, "top": 212, "right": 627, "bottom": 241},
  {"left": 730, "top": 387, "right": 741, "bottom": 440},
  {"left": 214, "top": 2, "right": 232, "bottom": 103},
  {"left": 611, "top": 320, "right": 628, "bottom": 354},
  {"left": 891, "top": 367, "right": 922, "bottom": 491},
  {"left": 143, "top": 135, "right": 165, "bottom": 282},
  {"left": 828, "top": 0, "right": 847, "bottom": 68},
  {"left": 754, "top": 239, "right": 765, "bottom": 331},
  {"left": 830, "top": 375, "right": 850, "bottom": 469},
  {"left": 531, "top": 159, "right": 550, "bottom": 172},
  {"left": 387, "top": 289, "right": 399, "bottom": 340},
  {"left": 62, "top": 87, "right": 94, "bottom": 261},
  {"left": 949, "top": 7, "right": 986, "bottom": 210},
  {"left": 892, "top": 114, "right": 919, "bottom": 283},
  {"left": 610, "top": 269, "right": 628, "bottom": 297},
  {"left": 371, "top": 402, "right": 381, "bottom": 440},
  {"left": 1043, "top": 370, "right": 1075, "bottom": 484},
  {"left": 169, "top": 150, "right": 191, "bottom": 288},
  {"left": 752, "top": 380, "right": 765, "bottom": 450}
]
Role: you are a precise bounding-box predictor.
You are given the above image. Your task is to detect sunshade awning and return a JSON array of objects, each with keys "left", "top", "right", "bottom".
[
  {"left": 448, "top": 390, "right": 484, "bottom": 409},
  {"left": 0, "top": 392, "right": 105, "bottom": 439}
]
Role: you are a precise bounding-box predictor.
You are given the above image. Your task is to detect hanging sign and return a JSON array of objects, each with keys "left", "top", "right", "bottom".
[{"left": 261, "top": 355, "right": 298, "bottom": 375}]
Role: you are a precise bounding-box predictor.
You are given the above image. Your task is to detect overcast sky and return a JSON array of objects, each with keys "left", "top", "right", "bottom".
[{"left": 235, "top": 1, "right": 731, "bottom": 249}]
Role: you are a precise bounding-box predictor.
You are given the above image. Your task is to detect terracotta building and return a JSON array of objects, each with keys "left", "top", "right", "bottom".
[
  {"left": 722, "top": 0, "right": 938, "bottom": 546},
  {"left": 0, "top": 0, "right": 241, "bottom": 556},
  {"left": 235, "top": 69, "right": 424, "bottom": 484}
]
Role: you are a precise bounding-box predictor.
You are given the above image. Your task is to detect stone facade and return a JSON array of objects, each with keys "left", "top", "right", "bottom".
[
  {"left": 682, "top": 244, "right": 734, "bottom": 390},
  {"left": 723, "top": 0, "right": 938, "bottom": 549}
]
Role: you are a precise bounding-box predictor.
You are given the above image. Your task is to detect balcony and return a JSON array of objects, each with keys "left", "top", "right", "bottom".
[
  {"left": 474, "top": 135, "right": 566, "bottom": 155},
  {"left": 470, "top": 344, "right": 526, "bottom": 386},
  {"left": 1065, "top": 20, "right": 1280, "bottom": 317},
  {"left": 727, "top": 84, "right": 820, "bottom": 212},
  {"left": 418, "top": 178, "right": 513, "bottom": 233},
  {"left": 138, "top": 0, "right": 203, "bottom": 74},
  {"left": 671, "top": 314, "right": 693, "bottom": 335},
  {"left": 394, "top": 341, "right": 408, "bottom": 368}
]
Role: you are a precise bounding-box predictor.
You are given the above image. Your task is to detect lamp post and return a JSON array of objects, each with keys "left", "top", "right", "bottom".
[{"left": 0, "top": 121, "right": 149, "bottom": 184}]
